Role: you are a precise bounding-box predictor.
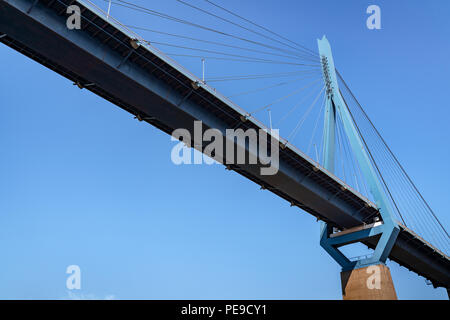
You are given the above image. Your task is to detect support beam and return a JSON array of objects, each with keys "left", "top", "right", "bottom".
[{"left": 322, "top": 97, "right": 336, "bottom": 172}]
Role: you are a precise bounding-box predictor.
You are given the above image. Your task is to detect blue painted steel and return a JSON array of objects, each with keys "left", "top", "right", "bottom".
[
  {"left": 322, "top": 98, "right": 336, "bottom": 172},
  {"left": 317, "top": 35, "right": 400, "bottom": 270},
  {"left": 320, "top": 76, "right": 337, "bottom": 268}
]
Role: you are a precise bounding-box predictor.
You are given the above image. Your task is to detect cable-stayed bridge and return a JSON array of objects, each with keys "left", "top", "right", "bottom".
[{"left": 0, "top": 0, "right": 448, "bottom": 296}]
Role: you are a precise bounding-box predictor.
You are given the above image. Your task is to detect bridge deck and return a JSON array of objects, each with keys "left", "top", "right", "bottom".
[{"left": 1, "top": 0, "right": 448, "bottom": 289}]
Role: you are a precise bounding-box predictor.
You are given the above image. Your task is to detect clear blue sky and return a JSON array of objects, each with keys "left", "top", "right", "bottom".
[{"left": 0, "top": 0, "right": 449, "bottom": 299}]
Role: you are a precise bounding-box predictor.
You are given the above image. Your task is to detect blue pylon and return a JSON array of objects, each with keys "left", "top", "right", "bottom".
[{"left": 317, "top": 35, "right": 399, "bottom": 270}]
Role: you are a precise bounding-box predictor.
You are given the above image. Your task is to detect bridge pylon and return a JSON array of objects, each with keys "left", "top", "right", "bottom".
[{"left": 317, "top": 35, "right": 399, "bottom": 300}]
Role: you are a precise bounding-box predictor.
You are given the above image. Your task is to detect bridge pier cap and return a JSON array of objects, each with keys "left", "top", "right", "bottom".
[{"left": 316, "top": 35, "right": 400, "bottom": 274}]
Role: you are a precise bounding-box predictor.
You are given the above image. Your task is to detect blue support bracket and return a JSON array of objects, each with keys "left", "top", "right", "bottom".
[
  {"left": 317, "top": 35, "right": 400, "bottom": 270},
  {"left": 320, "top": 221, "right": 399, "bottom": 270}
]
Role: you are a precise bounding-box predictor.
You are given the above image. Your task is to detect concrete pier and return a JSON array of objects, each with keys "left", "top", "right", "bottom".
[{"left": 341, "top": 264, "right": 397, "bottom": 300}]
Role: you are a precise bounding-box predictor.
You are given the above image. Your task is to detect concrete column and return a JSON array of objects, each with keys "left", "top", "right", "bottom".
[{"left": 340, "top": 264, "right": 397, "bottom": 300}]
